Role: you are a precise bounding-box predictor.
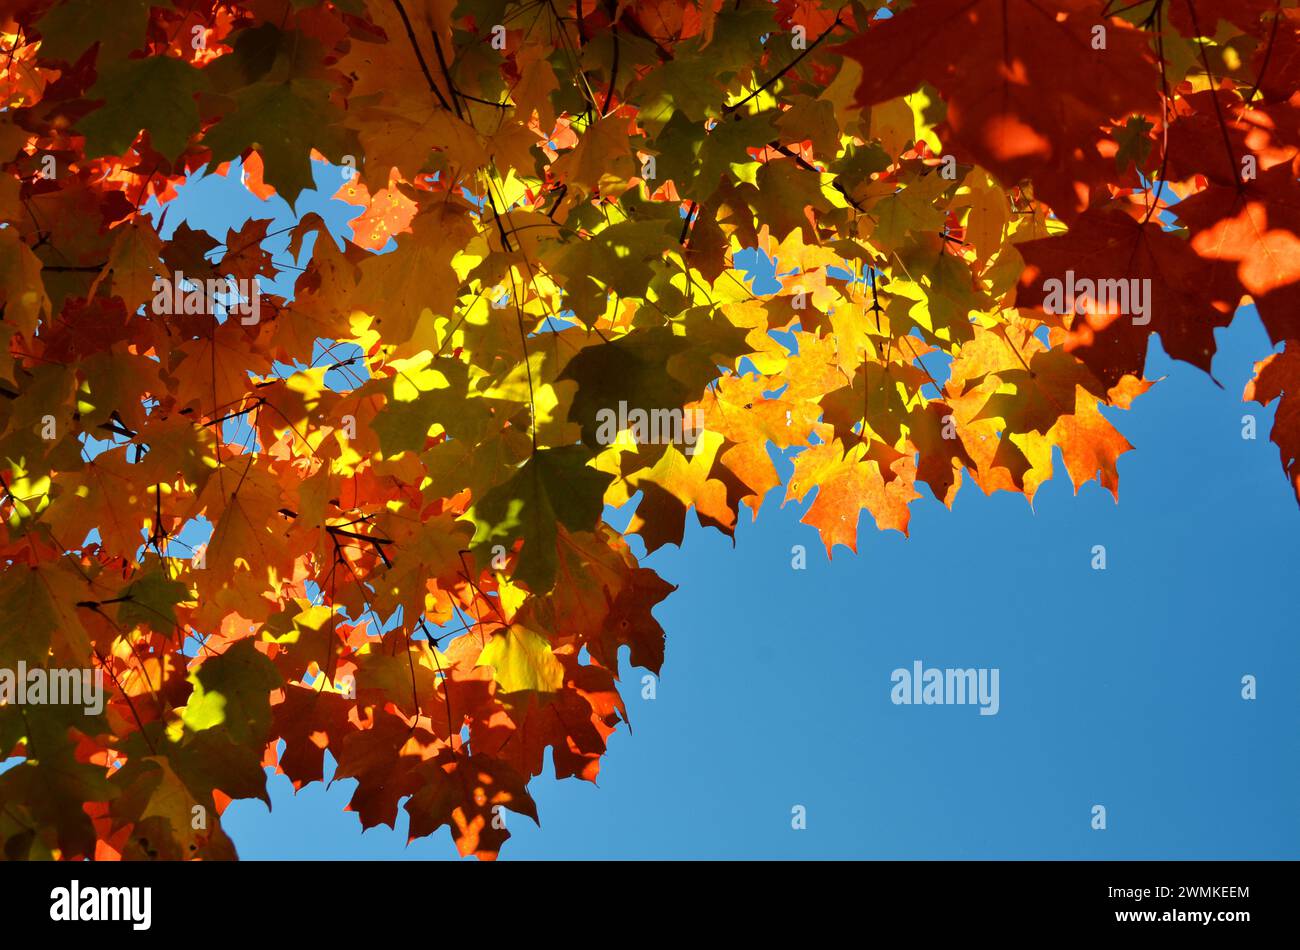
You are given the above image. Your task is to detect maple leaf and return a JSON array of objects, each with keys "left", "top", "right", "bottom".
[
  {"left": 77, "top": 57, "right": 207, "bottom": 161},
  {"left": 41, "top": 447, "right": 151, "bottom": 558},
  {"left": 220, "top": 218, "right": 280, "bottom": 283},
  {"left": 466, "top": 446, "right": 615, "bottom": 593},
  {"left": 1244, "top": 343, "right": 1300, "bottom": 503},
  {"left": 908, "top": 401, "right": 977, "bottom": 506},
  {"left": 785, "top": 437, "right": 921, "bottom": 555},
  {"left": 404, "top": 749, "right": 538, "bottom": 859},
  {"left": 180, "top": 638, "right": 280, "bottom": 746},
  {"left": 202, "top": 79, "right": 358, "bottom": 207},
  {"left": 34, "top": 0, "right": 152, "bottom": 65},
  {"left": 0, "top": 701, "right": 118, "bottom": 859},
  {"left": 189, "top": 460, "right": 296, "bottom": 594},
  {"left": 271, "top": 683, "right": 358, "bottom": 788},
  {"left": 168, "top": 320, "right": 270, "bottom": 414},
  {"left": 1049, "top": 386, "right": 1134, "bottom": 498},
  {"left": 469, "top": 651, "right": 624, "bottom": 783},
  {"left": 551, "top": 115, "right": 637, "bottom": 200},
  {"left": 837, "top": 0, "right": 1160, "bottom": 216},
  {"left": 561, "top": 319, "right": 750, "bottom": 446},
  {"left": 0, "top": 227, "right": 50, "bottom": 337},
  {"left": 332, "top": 708, "right": 440, "bottom": 831},
  {"left": 87, "top": 219, "right": 164, "bottom": 319},
  {"left": 353, "top": 200, "right": 476, "bottom": 344},
  {"left": 1174, "top": 165, "right": 1300, "bottom": 346},
  {"left": 699, "top": 373, "right": 819, "bottom": 517},
  {"left": 109, "top": 755, "right": 237, "bottom": 860},
  {"left": 0, "top": 558, "right": 100, "bottom": 669},
  {"left": 476, "top": 622, "right": 564, "bottom": 696},
  {"left": 1015, "top": 205, "right": 1241, "bottom": 387},
  {"left": 549, "top": 525, "right": 676, "bottom": 676},
  {"left": 116, "top": 565, "right": 191, "bottom": 634}
]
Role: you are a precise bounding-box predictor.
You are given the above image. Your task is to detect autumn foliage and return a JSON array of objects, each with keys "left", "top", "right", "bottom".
[{"left": 0, "top": 0, "right": 1297, "bottom": 860}]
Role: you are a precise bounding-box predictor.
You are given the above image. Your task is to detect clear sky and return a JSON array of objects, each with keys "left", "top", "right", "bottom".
[{"left": 166, "top": 159, "right": 1299, "bottom": 860}]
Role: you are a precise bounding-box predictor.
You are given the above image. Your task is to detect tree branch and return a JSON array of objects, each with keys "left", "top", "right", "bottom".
[
  {"left": 390, "top": 0, "right": 453, "bottom": 112},
  {"left": 722, "top": 14, "right": 843, "bottom": 116}
]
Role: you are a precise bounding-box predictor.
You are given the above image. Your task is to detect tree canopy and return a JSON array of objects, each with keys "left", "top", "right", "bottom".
[{"left": 0, "top": 0, "right": 1297, "bottom": 859}]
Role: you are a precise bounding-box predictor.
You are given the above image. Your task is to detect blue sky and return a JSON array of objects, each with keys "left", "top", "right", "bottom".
[{"left": 162, "top": 159, "right": 1299, "bottom": 860}]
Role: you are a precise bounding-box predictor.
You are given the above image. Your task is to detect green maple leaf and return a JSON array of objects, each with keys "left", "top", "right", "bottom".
[
  {"left": 870, "top": 171, "right": 950, "bottom": 251},
  {"left": 0, "top": 562, "right": 92, "bottom": 669},
  {"left": 561, "top": 316, "right": 749, "bottom": 446},
  {"left": 750, "top": 160, "right": 835, "bottom": 243},
  {"left": 35, "top": 0, "right": 151, "bottom": 64},
  {"left": 202, "top": 79, "right": 357, "bottom": 207},
  {"left": 465, "top": 447, "right": 614, "bottom": 593},
  {"left": 544, "top": 217, "right": 678, "bottom": 326},
  {"left": 116, "top": 565, "right": 191, "bottom": 633},
  {"left": 920, "top": 252, "right": 992, "bottom": 344},
  {"left": 0, "top": 700, "right": 116, "bottom": 858},
  {"left": 691, "top": 111, "right": 775, "bottom": 199},
  {"left": 79, "top": 57, "right": 208, "bottom": 161},
  {"left": 181, "top": 638, "right": 280, "bottom": 746}
]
